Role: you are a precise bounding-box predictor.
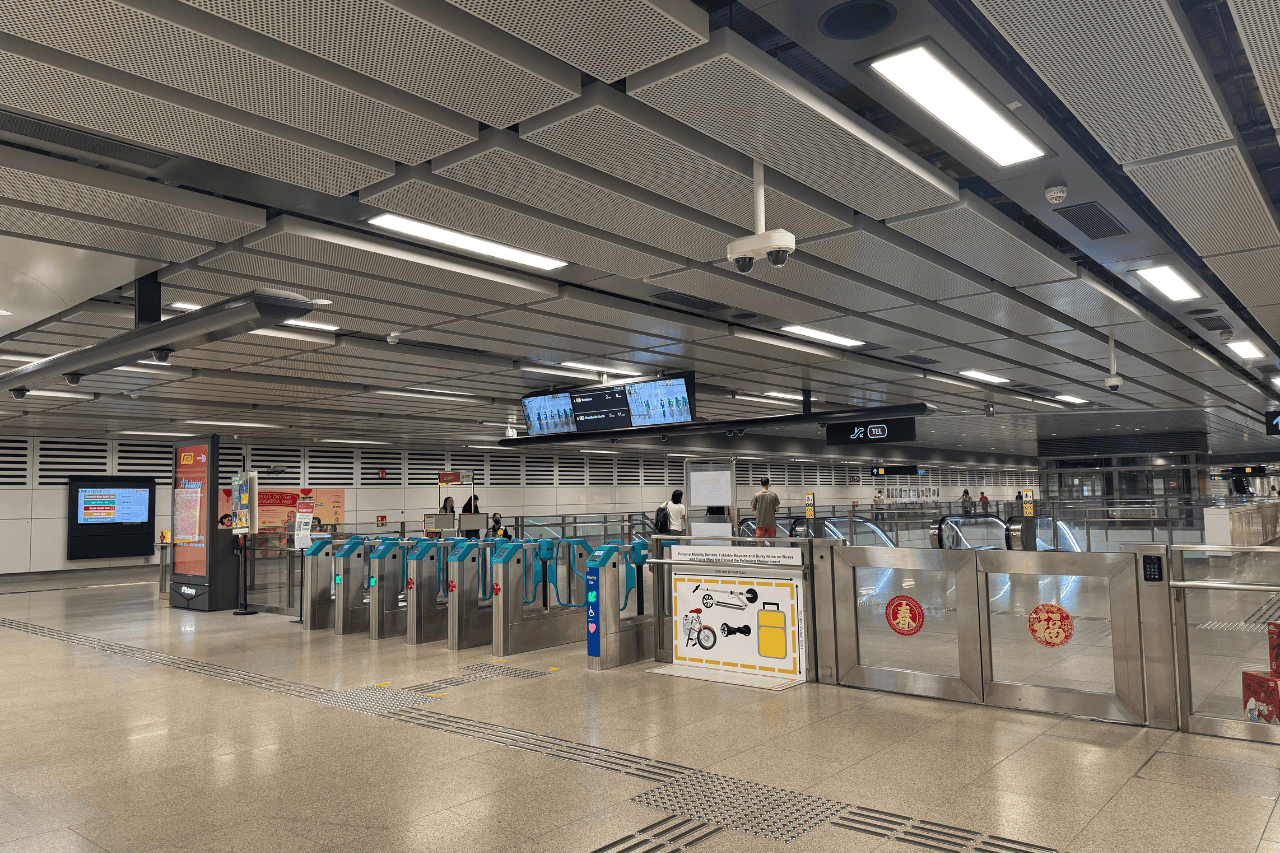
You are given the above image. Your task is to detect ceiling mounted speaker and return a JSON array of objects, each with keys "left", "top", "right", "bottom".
[{"left": 818, "top": 1, "right": 897, "bottom": 40}]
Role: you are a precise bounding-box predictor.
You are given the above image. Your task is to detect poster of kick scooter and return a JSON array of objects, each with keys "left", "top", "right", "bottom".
[{"left": 657, "top": 568, "right": 807, "bottom": 690}]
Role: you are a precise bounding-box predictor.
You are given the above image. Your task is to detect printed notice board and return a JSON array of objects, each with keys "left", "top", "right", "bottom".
[{"left": 659, "top": 566, "right": 807, "bottom": 690}]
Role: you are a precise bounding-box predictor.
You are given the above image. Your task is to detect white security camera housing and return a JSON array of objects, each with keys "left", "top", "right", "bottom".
[
  {"left": 1105, "top": 375, "right": 1123, "bottom": 392},
  {"left": 727, "top": 229, "right": 796, "bottom": 274}
]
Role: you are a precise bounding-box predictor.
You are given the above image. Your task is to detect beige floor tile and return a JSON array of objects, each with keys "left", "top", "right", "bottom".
[
  {"left": 975, "top": 735, "right": 1152, "bottom": 807},
  {"left": 1264, "top": 802, "right": 1280, "bottom": 841},
  {"left": 1047, "top": 717, "right": 1175, "bottom": 750},
  {"left": 1159, "top": 732, "right": 1280, "bottom": 769},
  {"left": 705, "top": 746, "right": 855, "bottom": 791},
  {"left": 1138, "top": 751, "right": 1280, "bottom": 798},
  {"left": 0, "top": 828, "right": 106, "bottom": 853},
  {"left": 1067, "top": 778, "right": 1272, "bottom": 853}
]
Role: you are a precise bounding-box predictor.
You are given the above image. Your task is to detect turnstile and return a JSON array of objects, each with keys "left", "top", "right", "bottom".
[
  {"left": 333, "top": 536, "right": 370, "bottom": 635},
  {"left": 587, "top": 542, "right": 655, "bottom": 671},
  {"left": 493, "top": 538, "right": 588, "bottom": 656},
  {"left": 406, "top": 538, "right": 451, "bottom": 645},
  {"left": 446, "top": 539, "right": 495, "bottom": 650},
  {"left": 302, "top": 537, "right": 336, "bottom": 630},
  {"left": 369, "top": 538, "right": 410, "bottom": 640}
]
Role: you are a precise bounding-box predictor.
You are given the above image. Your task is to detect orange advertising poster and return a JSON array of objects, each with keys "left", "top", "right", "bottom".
[{"left": 218, "top": 488, "right": 345, "bottom": 532}]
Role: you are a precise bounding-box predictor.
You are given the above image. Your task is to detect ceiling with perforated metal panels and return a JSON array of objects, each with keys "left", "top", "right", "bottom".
[{"left": 0, "top": 0, "right": 1275, "bottom": 465}]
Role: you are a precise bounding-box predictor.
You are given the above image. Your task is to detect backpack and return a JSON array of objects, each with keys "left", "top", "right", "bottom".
[{"left": 654, "top": 502, "right": 671, "bottom": 534}]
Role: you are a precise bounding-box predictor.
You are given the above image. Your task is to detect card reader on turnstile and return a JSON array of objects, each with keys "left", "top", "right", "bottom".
[
  {"left": 406, "top": 537, "right": 451, "bottom": 644},
  {"left": 333, "top": 536, "right": 369, "bottom": 635},
  {"left": 368, "top": 538, "right": 409, "bottom": 640},
  {"left": 302, "top": 537, "right": 335, "bottom": 630}
]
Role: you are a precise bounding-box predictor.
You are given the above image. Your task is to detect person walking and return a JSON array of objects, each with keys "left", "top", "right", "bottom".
[
  {"left": 751, "top": 477, "right": 781, "bottom": 538},
  {"left": 961, "top": 489, "right": 972, "bottom": 516},
  {"left": 661, "top": 490, "right": 687, "bottom": 535},
  {"left": 872, "top": 489, "right": 885, "bottom": 522},
  {"left": 978, "top": 492, "right": 989, "bottom": 512}
]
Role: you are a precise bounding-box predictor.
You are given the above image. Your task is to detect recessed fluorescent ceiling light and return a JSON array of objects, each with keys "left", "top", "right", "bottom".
[
  {"left": 481, "top": 421, "right": 524, "bottom": 428},
  {"left": 319, "top": 438, "right": 387, "bottom": 444},
  {"left": 118, "top": 430, "right": 196, "bottom": 437},
  {"left": 736, "top": 394, "right": 795, "bottom": 405},
  {"left": 764, "top": 391, "right": 805, "bottom": 400},
  {"left": 0, "top": 310, "right": 11, "bottom": 316},
  {"left": 186, "top": 420, "right": 281, "bottom": 429},
  {"left": 368, "top": 212, "right": 566, "bottom": 271},
  {"left": 579, "top": 449, "right": 618, "bottom": 454},
  {"left": 1228, "top": 340, "right": 1266, "bottom": 359},
  {"left": 780, "top": 325, "right": 864, "bottom": 347},
  {"left": 1056, "top": 395, "right": 1089, "bottom": 404},
  {"left": 561, "top": 362, "right": 641, "bottom": 376},
  {"left": 409, "top": 387, "right": 473, "bottom": 396},
  {"left": 467, "top": 445, "right": 510, "bottom": 450},
  {"left": 959, "top": 370, "right": 1009, "bottom": 383},
  {"left": 0, "top": 353, "right": 43, "bottom": 362},
  {"left": 872, "top": 46, "right": 1043, "bottom": 166},
  {"left": 167, "top": 302, "right": 200, "bottom": 311},
  {"left": 1135, "top": 266, "right": 1199, "bottom": 301},
  {"left": 27, "top": 389, "right": 93, "bottom": 399},
  {"left": 283, "top": 319, "right": 340, "bottom": 332},
  {"left": 520, "top": 365, "right": 598, "bottom": 379},
  {"left": 667, "top": 452, "right": 701, "bottom": 457}
]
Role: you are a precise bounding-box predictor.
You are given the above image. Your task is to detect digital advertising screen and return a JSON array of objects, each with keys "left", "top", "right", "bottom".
[
  {"left": 626, "top": 376, "right": 694, "bottom": 427},
  {"left": 77, "top": 488, "right": 150, "bottom": 524},
  {"left": 522, "top": 373, "right": 696, "bottom": 436},
  {"left": 522, "top": 392, "right": 576, "bottom": 436},
  {"left": 174, "top": 443, "right": 210, "bottom": 577}
]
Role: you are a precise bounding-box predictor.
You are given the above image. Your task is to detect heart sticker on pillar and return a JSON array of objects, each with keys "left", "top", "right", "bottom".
[{"left": 588, "top": 624, "right": 597, "bottom": 633}]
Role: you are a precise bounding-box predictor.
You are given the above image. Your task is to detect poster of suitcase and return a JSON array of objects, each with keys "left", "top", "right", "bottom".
[{"left": 671, "top": 571, "right": 806, "bottom": 680}]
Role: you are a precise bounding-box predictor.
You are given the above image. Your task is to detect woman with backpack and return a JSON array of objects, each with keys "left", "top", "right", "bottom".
[{"left": 656, "top": 489, "right": 687, "bottom": 535}]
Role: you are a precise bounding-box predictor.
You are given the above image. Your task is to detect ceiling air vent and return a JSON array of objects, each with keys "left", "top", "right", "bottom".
[
  {"left": 0, "top": 110, "right": 173, "bottom": 170},
  {"left": 1186, "top": 308, "right": 1217, "bottom": 316},
  {"left": 1195, "top": 316, "right": 1233, "bottom": 332},
  {"left": 896, "top": 354, "right": 941, "bottom": 365},
  {"left": 819, "top": 1, "right": 898, "bottom": 40},
  {"left": 653, "top": 290, "right": 732, "bottom": 313},
  {"left": 1054, "top": 201, "right": 1129, "bottom": 240}
]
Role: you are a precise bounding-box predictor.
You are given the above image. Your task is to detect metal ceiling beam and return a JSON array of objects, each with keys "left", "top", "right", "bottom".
[{"left": 0, "top": 288, "right": 312, "bottom": 393}]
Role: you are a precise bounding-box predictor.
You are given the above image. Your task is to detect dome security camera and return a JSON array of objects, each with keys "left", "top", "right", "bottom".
[
  {"left": 659, "top": 434, "right": 668, "bottom": 442},
  {"left": 726, "top": 229, "right": 795, "bottom": 274},
  {"left": 1045, "top": 184, "right": 1068, "bottom": 204},
  {"left": 386, "top": 332, "right": 401, "bottom": 345},
  {"left": 150, "top": 348, "right": 173, "bottom": 363},
  {"left": 64, "top": 373, "right": 82, "bottom": 386},
  {"left": 1106, "top": 375, "right": 1123, "bottom": 392},
  {"left": 10, "top": 388, "right": 26, "bottom": 400}
]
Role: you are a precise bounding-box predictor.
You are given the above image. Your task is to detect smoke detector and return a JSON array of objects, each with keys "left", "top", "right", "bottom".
[{"left": 1045, "top": 185, "right": 1068, "bottom": 205}]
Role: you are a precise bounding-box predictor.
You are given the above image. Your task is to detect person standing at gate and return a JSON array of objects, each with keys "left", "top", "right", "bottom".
[
  {"left": 751, "top": 477, "right": 781, "bottom": 538},
  {"left": 461, "top": 494, "right": 481, "bottom": 539},
  {"left": 662, "top": 490, "right": 687, "bottom": 535}
]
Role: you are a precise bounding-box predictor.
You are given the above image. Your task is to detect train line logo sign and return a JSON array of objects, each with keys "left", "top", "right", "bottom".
[{"left": 826, "top": 417, "right": 916, "bottom": 446}]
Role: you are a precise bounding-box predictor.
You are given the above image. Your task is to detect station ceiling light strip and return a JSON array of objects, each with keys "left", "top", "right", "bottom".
[
  {"left": 871, "top": 46, "right": 1044, "bottom": 167},
  {"left": 958, "top": 370, "right": 1009, "bottom": 383},
  {"left": 780, "top": 324, "right": 864, "bottom": 348},
  {"left": 1228, "top": 340, "right": 1265, "bottom": 360},
  {"left": 1135, "top": 266, "right": 1200, "bottom": 301},
  {"left": 186, "top": 419, "right": 281, "bottom": 428},
  {"left": 368, "top": 212, "right": 567, "bottom": 271}
]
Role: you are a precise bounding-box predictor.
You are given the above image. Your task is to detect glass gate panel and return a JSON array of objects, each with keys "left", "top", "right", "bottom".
[
  {"left": 1171, "top": 546, "right": 1280, "bottom": 743},
  {"left": 977, "top": 551, "right": 1143, "bottom": 723},
  {"left": 833, "top": 546, "right": 982, "bottom": 703}
]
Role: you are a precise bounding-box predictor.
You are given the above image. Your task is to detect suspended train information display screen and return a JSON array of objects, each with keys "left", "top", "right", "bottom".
[{"left": 522, "top": 373, "right": 695, "bottom": 436}]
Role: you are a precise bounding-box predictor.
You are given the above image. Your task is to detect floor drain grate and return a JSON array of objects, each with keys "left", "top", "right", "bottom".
[
  {"left": 384, "top": 706, "right": 691, "bottom": 783},
  {"left": 462, "top": 662, "right": 548, "bottom": 678},
  {"left": 633, "top": 771, "right": 844, "bottom": 843},
  {"left": 591, "top": 815, "right": 722, "bottom": 852}
]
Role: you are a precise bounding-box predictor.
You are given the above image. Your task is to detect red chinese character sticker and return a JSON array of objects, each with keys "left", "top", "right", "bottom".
[
  {"left": 448, "top": 580, "right": 457, "bottom": 593},
  {"left": 885, "top": 595, "right": 924, "bottom": 636},
  {"left": 1028, "top": 603, "right": 1073, "bottom": 648}
]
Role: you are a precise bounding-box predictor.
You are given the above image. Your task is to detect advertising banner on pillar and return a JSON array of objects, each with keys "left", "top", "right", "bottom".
[
  {"left": 217, "top": 488, "right": 345, "bottom": 533},
  {"left": 656, "top": 567, "right": 807, "bottom": 690},
  {"left": 826, "top": 417, "right": 916, "bottom": 446},
  {"left": 174, "top": 444, "right": 210, "bottom": 577}
]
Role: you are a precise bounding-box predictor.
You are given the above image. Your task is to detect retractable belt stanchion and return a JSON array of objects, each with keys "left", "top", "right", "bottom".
[
  {"left": 406, "top": 538, "right": 451, "bottom": 645},
  {"left": 302, "top": 537, "right": 336, "bottom": 630},
  {"left": 368, "top": 538, "right": 410, "bottom": 640},
  {"left": 333, "top": 536, "right": 370, "bottom": 635}
]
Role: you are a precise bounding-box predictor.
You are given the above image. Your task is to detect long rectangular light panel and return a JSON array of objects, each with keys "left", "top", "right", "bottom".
[
  {"left": 368, "top": 212, "right": 567, "bottom": 271},
  {"left": 871, "top": 46, "right": 1044, "bottom": 167},
  {"left": 1135, "top": 266, "right": 1199, "bottom": 301}
]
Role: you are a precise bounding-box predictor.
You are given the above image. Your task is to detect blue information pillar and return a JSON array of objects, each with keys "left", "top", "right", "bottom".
[{"left": 585, "top": 557, "right": 601, "bottom": 658}]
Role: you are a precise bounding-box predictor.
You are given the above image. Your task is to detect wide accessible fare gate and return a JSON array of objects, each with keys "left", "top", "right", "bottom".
[{"left": 816, "top": 545, "right": 1172, "bottom": 725}]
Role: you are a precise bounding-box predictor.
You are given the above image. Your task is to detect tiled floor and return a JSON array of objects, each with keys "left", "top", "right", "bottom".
[{"left": 1, "top": 582, "right": 1279, "bottom": 852}]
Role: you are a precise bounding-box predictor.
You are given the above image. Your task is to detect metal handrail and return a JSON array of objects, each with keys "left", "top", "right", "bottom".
[{"left": 1170, "top": 580, "right": 1280, "bottom": 592}]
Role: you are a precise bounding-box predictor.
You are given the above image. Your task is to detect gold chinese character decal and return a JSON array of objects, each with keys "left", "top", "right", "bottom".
[
  {"left": 885, "top": 595, "right": 924, "bottom": 637},
  {"left": 1028, "top": 603, "right": 1073, "bottom": 648}
]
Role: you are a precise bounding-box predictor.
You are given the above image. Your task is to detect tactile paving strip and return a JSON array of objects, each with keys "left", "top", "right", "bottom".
[
  {"left": 462, "top": 662, "right": 548, "bottom": 678},
  {"left": 383, "top": 706, "right": 691, "bottom": 784},
  {"left": 591, "top": 815, "right": 723, "bottom": 852},
  {"left": 316, "top": 684, "right": 438, "bottom": 714},
  {"left": 632, "top": 771, "right": 846, "bottom": 843},
  {"left": 400, "top": 672, "right": 500, "bottom": 694},
  {"left": 830, "top": 806, "right": 1058, "bottom": 852}
]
